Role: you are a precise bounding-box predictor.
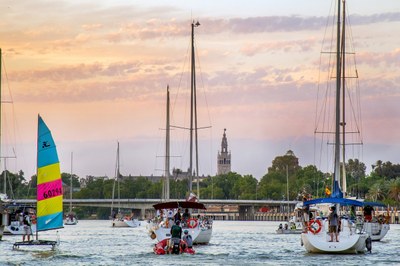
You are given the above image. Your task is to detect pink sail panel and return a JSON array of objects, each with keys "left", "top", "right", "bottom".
[{"left": 37, "top": 179, "right": 63, "bottom": 202}]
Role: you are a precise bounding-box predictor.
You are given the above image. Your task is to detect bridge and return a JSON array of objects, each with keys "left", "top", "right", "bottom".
[{"left": 12, "top": 198, "right": 300, "bottom": 221}]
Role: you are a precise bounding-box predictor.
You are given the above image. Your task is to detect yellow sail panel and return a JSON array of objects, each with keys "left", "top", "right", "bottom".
[
  {"left": 37, "top": 163, "right": 61, "bottom": 185},
  {"left": 37, "top": 195, "right": 63, "bottom": 217}
]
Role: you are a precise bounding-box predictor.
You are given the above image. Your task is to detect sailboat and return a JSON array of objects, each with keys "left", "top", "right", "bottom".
[
  {"left": 0, "top": 49, "right": 37, "bottom": 236},
  {"left": 65, "top": 152, "right": 78, "bottom": 225},
  {"left": 147, "top": 21, "right": 213, "bottom": 245},
  {"left": 276, "top": 166, "right": 303, "bottom": 234},
  {"left": 300, "top": 0, "right": 370, "bottom": 254},
  {"left": 147, "top": 85, "right": 206, "bottom": 246},
  {"left": 110, "top": 142, "right": 140, "bottom": 228},
  {"left": 13, "top": 115, "right": 63, "bottom": 250}
]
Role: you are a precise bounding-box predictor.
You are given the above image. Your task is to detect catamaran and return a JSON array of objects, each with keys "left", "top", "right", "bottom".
[{"left": 13, "top": 115, "right": 63, "bottom": 250}]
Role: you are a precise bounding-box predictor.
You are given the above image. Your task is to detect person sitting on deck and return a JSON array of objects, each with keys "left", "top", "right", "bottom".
[
  {"left": 182, "top": 230, "right": 193, "bottom": 249},
  {"left": 284, "top": 223, "right": 288, "bottom": 230}
]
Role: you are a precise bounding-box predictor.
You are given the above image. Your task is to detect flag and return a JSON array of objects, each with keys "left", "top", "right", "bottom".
[
  {"left": 186, "top": 192, "right": 198, "bottom": 202},
  {"left": 325, "top": 186, "right": 331, "bottom": 197}
]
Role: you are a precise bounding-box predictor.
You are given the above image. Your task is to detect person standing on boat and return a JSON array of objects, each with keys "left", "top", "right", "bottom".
[
  {"left": 174, "top": 209, "right": 182, "bottom": 223},
  {"left": 22, "top": 212, "right": 32, "bottom": 242},
  {"left": 169, "top": 220, "right": 183, "bottom": 253},
  {"left": 170, "top": 220, "right": 182, "bottom": 239},
  {"left": 328, "top": 206, "right": 339, "bottom": 242},
  {"left": 363, "top": 205, "right": 374, "bottom": 222},
  {"left": 182, "top": 208, "right": 190, "bottom": 222}
]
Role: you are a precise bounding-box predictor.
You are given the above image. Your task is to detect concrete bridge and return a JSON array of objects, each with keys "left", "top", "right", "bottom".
[{"left": 13, "top": 198, "right": 300, "bottom": 221}]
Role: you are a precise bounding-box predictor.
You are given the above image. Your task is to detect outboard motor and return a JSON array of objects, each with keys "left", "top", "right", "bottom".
[
  {"left": 366, "top": 236, "right": 372, "bottom": 253},
  {"left": 171, "top": 238, "right": 181, "bottom": 255}
]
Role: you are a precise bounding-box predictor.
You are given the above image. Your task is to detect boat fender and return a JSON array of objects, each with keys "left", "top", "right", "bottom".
[
  {"left": 308, "top": 219, "right": 322, "bottom": 234},
  {"left": 151, "top": 232, "right": 156, "bottom": 240},
  {"left": 187, "top": 218, "right": 198, "bottom": 229}
]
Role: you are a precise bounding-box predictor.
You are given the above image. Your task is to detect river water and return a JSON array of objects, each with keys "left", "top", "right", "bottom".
[{"left": 0, "top": 220, "right": 399, "bottom": 265}]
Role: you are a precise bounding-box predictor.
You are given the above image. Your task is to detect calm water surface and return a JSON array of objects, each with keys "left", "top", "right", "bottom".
[{"left": 1, "top": 220, "right": 399, "bottom": 265}]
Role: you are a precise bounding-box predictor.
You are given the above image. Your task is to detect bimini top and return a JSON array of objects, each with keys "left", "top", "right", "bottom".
[
  {"left": 303, "top": 197, "right": 364, "bottom": 207},
  {"left": 359, "top": 201, "right": 386, "bottom": 207},
  {"left": 153, "top": 201, "right": 206, "bottom": 210}
]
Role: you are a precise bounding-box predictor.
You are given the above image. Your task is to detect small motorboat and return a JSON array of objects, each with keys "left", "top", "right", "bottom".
[{"left": 153, "top": 238, "right": 195, "bottom": 255}]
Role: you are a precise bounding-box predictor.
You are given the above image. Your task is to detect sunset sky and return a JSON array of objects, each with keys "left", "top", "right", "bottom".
[{"left": 0, "top": 0, "right": 399, "bottom": 181}]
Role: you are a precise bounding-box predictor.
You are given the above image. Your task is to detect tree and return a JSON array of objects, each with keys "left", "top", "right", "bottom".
[
  {"left": 387, "top": 178, "right": 400, "bottom": 207},
  {"left": 346, "top": 159, "right": 366, "bottom": 198}
]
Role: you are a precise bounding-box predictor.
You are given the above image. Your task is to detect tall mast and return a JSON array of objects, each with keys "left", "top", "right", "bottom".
[
  {"left": 69, "top": 152, "right": 73, "bottom": 213},
  {"left": 164, "top": 85, "right": 170, "bottom": 201},
  {"left": 189, "top": 20, "right": 200, "bottom": 194},
  {"left": 117, "top": 142, "right": 120, "bottom": 213},
  {"left": 341, "top": 0, "right": 347, "bottom": 195},
  {"left": 0, "top": 49, "right": 3, "bottom": 196},
  {"left": 334, "top": 0, "right": 342, "bottom": 195}
]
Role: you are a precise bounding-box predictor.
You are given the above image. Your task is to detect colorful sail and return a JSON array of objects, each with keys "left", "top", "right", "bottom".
[{"left": 36, "top": 115, "right": 63, "bottom": 231}]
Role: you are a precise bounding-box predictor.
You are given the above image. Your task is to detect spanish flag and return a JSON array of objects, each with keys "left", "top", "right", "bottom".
[{"left": 325, "top": 186, "right": 331, "bottom": 197}]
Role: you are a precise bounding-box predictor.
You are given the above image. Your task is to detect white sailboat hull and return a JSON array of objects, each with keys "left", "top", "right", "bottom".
[
  {"left": 5, "top": 222, "right": 37, "bottom": 235},
  {"left": 154, "top": 225, "right": 201, "bottom": 242},
  {"left": 276, "top": 228, "right": 302, "bottom": 234},
  {"left": 301, "top": 219, "right": 368, "bottom": 254},
  {"left": 194, "top": 227, "right": 212, "bottom": 244},
  {"left": 64, "top": 217, "right": 78, "bottom": 225},
  {"left": 112, "top": 219, "right": 141, "bottom": 228},
  {"left": 363, "top": 222, "right": 390, "bottom": 241},
  {"left": 0, "top": 225, "right": 4, "bottom": 240}
]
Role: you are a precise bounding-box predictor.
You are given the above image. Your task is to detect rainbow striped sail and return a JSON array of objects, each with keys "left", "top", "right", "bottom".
[{"left": 36, "top": 115, "right": 63, "bottom": 231}]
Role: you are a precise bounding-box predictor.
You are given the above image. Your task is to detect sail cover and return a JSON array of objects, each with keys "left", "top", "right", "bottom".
[{"left": 36, "top": 115, "right": 63, "bottom": 231}]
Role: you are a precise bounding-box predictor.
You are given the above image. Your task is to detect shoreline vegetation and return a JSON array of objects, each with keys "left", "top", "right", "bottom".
[{"left": 2, "top": 151, "right": 400, "bottom": 220}]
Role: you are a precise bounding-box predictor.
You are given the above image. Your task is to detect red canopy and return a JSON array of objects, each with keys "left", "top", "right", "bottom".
[{"left": 153, "top": 201, "right": 206, "bottom": 210}]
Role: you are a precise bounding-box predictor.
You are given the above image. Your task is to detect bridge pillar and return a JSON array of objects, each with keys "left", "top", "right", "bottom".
[{"left": 238, "top": 205, "right": 254, "bottom": 221}]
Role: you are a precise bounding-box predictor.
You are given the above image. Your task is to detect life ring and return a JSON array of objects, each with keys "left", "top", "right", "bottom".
[
  {"left": 308, "top": 219, "right": 322, "bottom": 234},
  {"left": 187, "top": 218, "right": 198, "bottom": 229}
]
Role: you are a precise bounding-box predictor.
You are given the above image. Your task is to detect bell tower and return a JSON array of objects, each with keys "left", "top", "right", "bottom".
[{"left": 217, "top": 129, "right": 231, "bottom": 175}]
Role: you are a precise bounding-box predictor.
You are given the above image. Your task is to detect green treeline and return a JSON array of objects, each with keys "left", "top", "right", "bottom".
[{"left": 1, "top": 151, "right": 400, "bottom": 219}]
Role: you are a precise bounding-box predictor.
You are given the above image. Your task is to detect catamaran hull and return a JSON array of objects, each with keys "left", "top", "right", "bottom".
[
  {"left": 363, "top": 222, "right": 390, "bottom": 241},
  {"left": 301, "top": 233, "right": 368, "bottom": 254}
]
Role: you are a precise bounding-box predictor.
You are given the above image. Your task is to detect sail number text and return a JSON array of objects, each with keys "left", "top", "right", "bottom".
[{"left": 43, "top": 187, "right": 63, "bottom": 199}]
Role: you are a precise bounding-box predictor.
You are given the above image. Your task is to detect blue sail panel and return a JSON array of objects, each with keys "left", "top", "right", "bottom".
[{"left": 37, "top": 116, "right": 59, "bottom": 168}]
